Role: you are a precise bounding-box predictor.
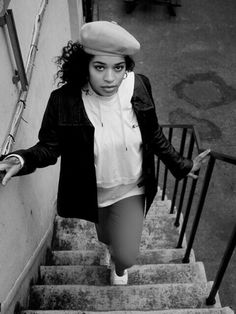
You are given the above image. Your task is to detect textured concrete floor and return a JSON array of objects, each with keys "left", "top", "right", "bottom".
[{"left": 97, "top": 0, "right": 236, "bottom": 311}]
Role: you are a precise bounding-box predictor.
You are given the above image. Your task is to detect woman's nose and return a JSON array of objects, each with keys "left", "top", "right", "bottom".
[{"left": 104, "top": 69, "right": 115, "bottom": 82}]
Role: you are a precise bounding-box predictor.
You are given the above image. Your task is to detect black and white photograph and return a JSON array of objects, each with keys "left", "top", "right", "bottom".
[{"left": 0, "top": 0, "right": 235, "bottom": 313}]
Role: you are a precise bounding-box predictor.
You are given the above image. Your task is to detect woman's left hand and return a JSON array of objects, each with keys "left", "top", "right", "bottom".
[{"left": 188, "top": 149, "right": 211, "bottom": 179}]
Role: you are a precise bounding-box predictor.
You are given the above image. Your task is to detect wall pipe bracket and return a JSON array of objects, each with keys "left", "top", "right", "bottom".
[{"left": 0, "top": 9, "right": 28, "bottom": 91}]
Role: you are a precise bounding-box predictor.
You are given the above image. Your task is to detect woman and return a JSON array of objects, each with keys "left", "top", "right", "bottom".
[{"left": 0, "top": 21, "right": 210, "bottom": 285}]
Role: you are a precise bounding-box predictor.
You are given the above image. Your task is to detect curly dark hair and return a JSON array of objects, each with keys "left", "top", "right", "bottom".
[{"left": 55, "top": 41, "right": 135, "bottom": 89}]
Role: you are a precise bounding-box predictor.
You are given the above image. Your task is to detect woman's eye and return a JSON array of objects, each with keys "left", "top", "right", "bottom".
[
  {"left": 115, "top": 66, "right": 125, "bottom": 72},
  {"left": 95, "top": 66, "right": 104, "bottom": 71}
]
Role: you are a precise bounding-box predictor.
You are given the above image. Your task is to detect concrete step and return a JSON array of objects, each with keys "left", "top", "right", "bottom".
[
  {"left": 141, "top": 217, "right": 183, "bottom": 250},
  {"left": 39, "top": 262, "right": 206, "bottom": 285},
  {"left": 22, "top": 307, "right": 234, "bottom": 314},
  {"left": 147, "top": 199, "right": 174, "bottom": 216},
  {"left": 54, "top": 213, "right": 177, "bottom": 233},
  {"left": 28, "top": 282, "right": 210, "bottom": 311},
  {"left": 149, "top": 198, "right": 172, "bottom": 213},
  {"left": 47, "top": 248, "right": 195, "bottom": 266},
  {"left": 53, "top": 216, "right": 181, "bottom": 251}
]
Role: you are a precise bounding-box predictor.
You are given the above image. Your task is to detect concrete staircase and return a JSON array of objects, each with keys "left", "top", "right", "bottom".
[{"left": 22, "top": 193, "right": 234, "bottom": 313}]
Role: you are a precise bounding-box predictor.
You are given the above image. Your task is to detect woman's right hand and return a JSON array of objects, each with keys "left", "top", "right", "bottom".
[{"left": 0, "top": 157, "right": 22, "bottom": 186}]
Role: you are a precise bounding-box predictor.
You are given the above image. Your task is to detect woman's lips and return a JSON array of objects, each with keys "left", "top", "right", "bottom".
[{"left": 102, "top": 86, "right": 117, "bottom": 92}]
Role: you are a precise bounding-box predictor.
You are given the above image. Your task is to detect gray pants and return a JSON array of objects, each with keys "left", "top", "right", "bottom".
[{"left": 95, "top": 195, "right": 145, "bottom": 273}]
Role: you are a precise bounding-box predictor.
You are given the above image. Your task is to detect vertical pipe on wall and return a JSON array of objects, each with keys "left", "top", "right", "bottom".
[{"left": 0, "top": 0, "right": 48, "bottom": 156}]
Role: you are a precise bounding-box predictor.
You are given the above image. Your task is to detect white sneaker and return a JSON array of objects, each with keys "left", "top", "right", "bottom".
[
  {"left": 110, "top": 260, "right": 128, "bottom": 285},
  {"left": 99, "top": 244, "right": 111, "bottom": 268}
]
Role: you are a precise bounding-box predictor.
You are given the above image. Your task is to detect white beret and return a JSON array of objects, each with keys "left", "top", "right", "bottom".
[{"left": 80, "top": 21, "right": 140, "bottom": 56}]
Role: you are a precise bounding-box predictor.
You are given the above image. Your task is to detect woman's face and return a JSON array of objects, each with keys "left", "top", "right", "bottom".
[{"left": 88, "top": 55, "right": 126, "bottom": 96}]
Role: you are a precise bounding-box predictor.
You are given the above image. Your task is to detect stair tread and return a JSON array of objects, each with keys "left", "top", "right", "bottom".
[
  {"left": 53, "top": 216, "right": 182, "bottom": 251},
  {"left": 29, "top": 282, "right": 211, "bottom": 311},
  {"left": 54, "top": 215, "right": 178, "bottom": 231},
  {"left": 22, "top": 307, "right": 234, "bottom": 313},
  {"left": 39, "top": 262, "right": 207, "bottom": 285},
  {"left": 48, "top": 248, "right": 195, "bottom": 265}
]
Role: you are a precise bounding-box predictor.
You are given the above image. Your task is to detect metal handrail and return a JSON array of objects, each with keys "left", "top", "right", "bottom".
[{"left": 158, "top": 123, "right": 236, "bottom": 306}]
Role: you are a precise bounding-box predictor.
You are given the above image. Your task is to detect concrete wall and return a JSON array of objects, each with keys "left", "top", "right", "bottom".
[{"left": 0, "top": 0, "right": 83, "bottom": 312}]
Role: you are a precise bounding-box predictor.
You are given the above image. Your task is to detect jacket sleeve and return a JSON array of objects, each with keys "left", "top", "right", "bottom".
[
  {"left": 141, "top": 74, "right": 193, "bottom": 180},
  {"left": 8, "top": 90, "right": 61, "bottom": 176}
]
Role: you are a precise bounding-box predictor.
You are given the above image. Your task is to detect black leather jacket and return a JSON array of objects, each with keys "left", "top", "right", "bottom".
[{"left": 12, "top": 74, "right": 193, "bottom": 223}]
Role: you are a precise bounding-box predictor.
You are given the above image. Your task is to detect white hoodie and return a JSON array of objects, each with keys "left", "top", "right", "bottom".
[{"left": 82, "top": 72, "right": 144, "bottom": 207}]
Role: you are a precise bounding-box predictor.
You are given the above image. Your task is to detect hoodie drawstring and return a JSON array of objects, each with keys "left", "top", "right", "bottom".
[
  {"left": 118, "top": 94, "right": 128, "bottom": 151},
  {"left": 98, "top": 94, "right": 128, "bottom": 151},
  {"left": 98, "top": 99, "right": 104, "bottom": 127}
]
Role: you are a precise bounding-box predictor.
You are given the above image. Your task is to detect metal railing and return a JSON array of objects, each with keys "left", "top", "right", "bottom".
[{"left": 157, "top": 124, "right": 236, "bottom": 305}]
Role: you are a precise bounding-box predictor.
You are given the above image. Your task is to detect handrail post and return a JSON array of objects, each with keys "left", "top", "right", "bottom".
[
  {"left": 177, "top": 172, "right": 199, "bottom": 248},
  {"left": 174, "top": 130, "right": 194, "bottom": 225},
  {"left": 155, "top": 157, "right": 160, "bottom": 190},
  {"left": 206, "top": 224, "right": 236, "bottom": 305},
  {"left": 170, "top": 128, "right": 187, "bottom": 214},
  {"left": 174, "top": 176, "right": 187, "bottom": 227},
  {"left": 183, "top": 155, "right": 215, "bottom": 263},
  {"left": 162, "top": 127, "right": 173, "bottom": 200},
  {"left": 170, "top": 179, "right": 179, "bottom": 214}
]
